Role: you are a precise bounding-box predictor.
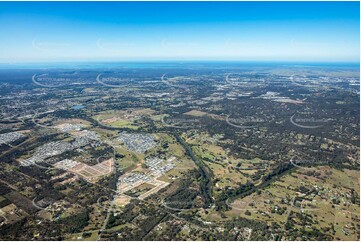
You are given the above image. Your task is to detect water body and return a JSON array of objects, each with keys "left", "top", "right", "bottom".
[{"left": 72, "top": 105, "right": 85, "bottom": 110}]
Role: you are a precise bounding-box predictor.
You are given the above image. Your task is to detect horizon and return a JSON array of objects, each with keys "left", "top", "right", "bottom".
[
  {"left": 0, "top": 60, "right": 359, "bottom": 70},
  {"left": 0, "top": 1, "right": 359, "bottom": 63}
]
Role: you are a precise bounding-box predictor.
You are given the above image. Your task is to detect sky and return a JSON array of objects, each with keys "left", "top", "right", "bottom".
[{"left": 0, "top": 1, "right": 359, "bottom": 63}]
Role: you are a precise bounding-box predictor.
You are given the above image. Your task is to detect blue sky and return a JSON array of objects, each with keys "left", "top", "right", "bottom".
[{"left": 0, "top": 1, "right": 359, "bottom": 63}]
